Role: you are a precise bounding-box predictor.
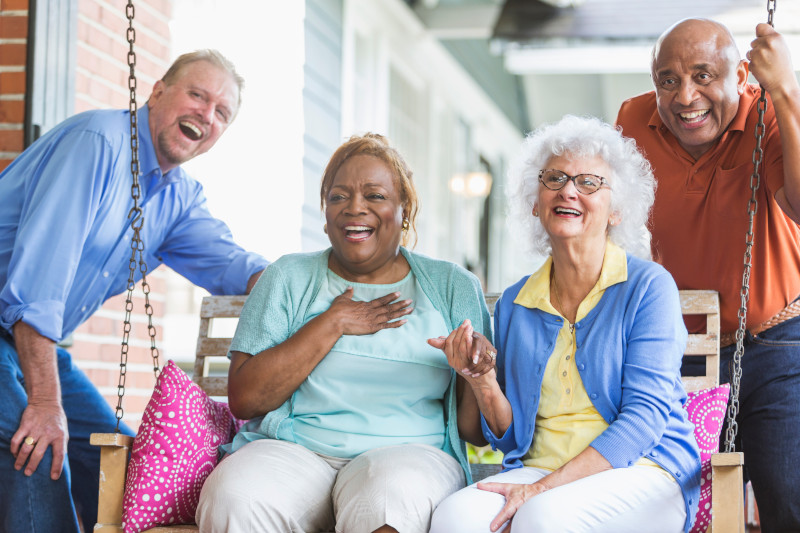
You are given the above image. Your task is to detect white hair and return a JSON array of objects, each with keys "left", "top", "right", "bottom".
[{"left": 506, "top": 115, "right": 656, "bottom": 260}]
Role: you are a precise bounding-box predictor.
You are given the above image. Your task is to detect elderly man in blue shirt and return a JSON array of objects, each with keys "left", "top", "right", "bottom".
[{"left": 0, "top": 49, "right": 268, "bottom": 532}]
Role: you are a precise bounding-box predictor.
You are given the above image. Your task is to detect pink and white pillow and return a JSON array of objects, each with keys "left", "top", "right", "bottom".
[
  {"left": 684, "top": 384, "right": 730, "bottom": 533},
  {"left": 121, "top": 360, "right": 240, "bottom": 533}
]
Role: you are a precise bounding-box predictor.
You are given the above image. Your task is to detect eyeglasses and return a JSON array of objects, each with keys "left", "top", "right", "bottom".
[{"left": 538, "top": 169, "right": 610, "bottom": 195}]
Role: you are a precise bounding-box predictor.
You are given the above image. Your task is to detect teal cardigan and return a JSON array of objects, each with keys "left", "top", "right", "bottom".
[{"left": 226, "top": 247, "right": 491, "bottom": 482}]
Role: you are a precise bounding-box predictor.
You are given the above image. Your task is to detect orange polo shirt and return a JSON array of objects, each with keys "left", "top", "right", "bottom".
[{"left": 617, "top": 85, "right": 800, "bottom": 333}]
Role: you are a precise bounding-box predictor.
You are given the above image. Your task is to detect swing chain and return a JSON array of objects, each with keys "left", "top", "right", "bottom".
[
  {"left": 115, "top": 0, "right": 161, "bottom": 432},
  {"left": 723, "top": 0, "right": 775, "bottom": 454}
]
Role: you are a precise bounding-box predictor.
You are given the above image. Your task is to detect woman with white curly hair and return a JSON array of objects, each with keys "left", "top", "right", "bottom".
[{"left": 428, "top": 115, "right": 701, "bottom": 533}]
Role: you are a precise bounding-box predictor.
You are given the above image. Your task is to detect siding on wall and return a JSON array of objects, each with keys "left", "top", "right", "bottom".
[{"left": 302, "top": 0, "right": 343, "bottom": 252}]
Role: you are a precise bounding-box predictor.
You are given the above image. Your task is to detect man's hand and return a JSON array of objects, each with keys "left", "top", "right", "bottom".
[
  {"left": 11, "top": 321, "right": 67, "bottom": 479},
  {"left": 10, "top": 401, "right": 68, "bottom": 479},
  {"left": 748, "top": 24, "right": 799, "bottom": 97}
]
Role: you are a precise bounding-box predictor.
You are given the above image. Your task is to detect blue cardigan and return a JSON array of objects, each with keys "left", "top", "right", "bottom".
[
  {"left": 483, "top": 253, "right": 700, "bottom": 532},
  {"left": 227, "top": 247, "right": 492, "bottom": 483}
]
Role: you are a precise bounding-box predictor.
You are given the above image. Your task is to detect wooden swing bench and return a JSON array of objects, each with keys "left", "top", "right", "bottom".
[{"left": 91, "top": 290, "right": 744, "bottom": 533}]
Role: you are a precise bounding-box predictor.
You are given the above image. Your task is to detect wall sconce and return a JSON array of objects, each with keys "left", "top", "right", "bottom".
[{"left": 449, "top": 171, "right": 493, "bottom": 198}]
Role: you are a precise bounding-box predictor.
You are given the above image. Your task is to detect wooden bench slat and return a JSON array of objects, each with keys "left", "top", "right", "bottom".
[
  {"left": 199, "top": 295, "right": 247, "bottom": 318},
  {"left": 195, "top": 337, "right": 235, "bottom": 355},
  {"left": 684, "top": 334, "right": 719, "bottom": 355},
  {"left": 678, "top": 290, "right": 720, "bottom": 315}
]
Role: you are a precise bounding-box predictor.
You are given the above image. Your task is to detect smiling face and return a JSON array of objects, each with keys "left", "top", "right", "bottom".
[
  {"left": 325, "top": 155, "right": 406, "bottom": 281},
  {"left": 652, "top": 19, "right": 748, "bottom": 160},
  {"left": 147, "top": 60, "right": 239, "bottom": 173},
  {"left": 536, "top": 154, "right": 616, "bottom": 249}
]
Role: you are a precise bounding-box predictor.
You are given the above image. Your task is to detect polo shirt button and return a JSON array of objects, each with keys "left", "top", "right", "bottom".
[
  {"left": 651, "top": 450, "right": 658, "bottom": 457},
  {"left": 590, "top": 393, "right": 598, "bottom": 399},
  {"left": 103, "top": 271, "right": 110, "bottom": 278},
  {"left": 676, "top": 471, "right": 682, "bottom": 478},
  {"left": 578, "top": 364, "right": 585, "bottom": 371},
  {"left": 81, "top": 306, "right": 87, "bottom": 312},
  {"left": 628, "top": 461, "right": 633, "bottom": 466}
]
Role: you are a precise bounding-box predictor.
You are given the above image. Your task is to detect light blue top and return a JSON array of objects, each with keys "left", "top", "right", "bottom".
[
  {"left": 285, "top": 269, "right": 450, "bottom": 458},
  {"left": 486, "top": 253, "right": 701, "bottom": 533},
  {"left": 224, "top": 248, "right": 492, "bottom": 482},
  {"left": 0, "top": 106, "right": 268, "bottom": 341}
]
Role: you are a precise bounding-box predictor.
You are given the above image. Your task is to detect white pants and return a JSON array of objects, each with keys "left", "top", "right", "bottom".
[
  {"left": 429, "top": 465, "right": 686, "bottom": 533},
  {"left": 196, "top": 439, "right": 465, "bottom": 533}
]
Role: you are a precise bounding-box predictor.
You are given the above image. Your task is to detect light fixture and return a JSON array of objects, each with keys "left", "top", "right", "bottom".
[{"left": 449, "top": 171, "right": 493, "bottom": 198}]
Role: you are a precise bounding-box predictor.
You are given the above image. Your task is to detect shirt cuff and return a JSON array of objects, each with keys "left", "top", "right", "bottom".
[
  {"left": 480, "top": 415, "right": 517, "bottom": 452},
  {"left": 0, "top": 300, "right": 65, "bottom": 342},
  {"left": 220, "top": 253, "right": 269, "bottom": 295}
]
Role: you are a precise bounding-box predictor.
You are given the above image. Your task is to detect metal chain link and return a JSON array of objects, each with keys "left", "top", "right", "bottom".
[
  {"left": 115, "top": 0, "right": 161, "bottom": 432},
  {"left": 724, "top": 0, "right": 776, "bottom": 453}
]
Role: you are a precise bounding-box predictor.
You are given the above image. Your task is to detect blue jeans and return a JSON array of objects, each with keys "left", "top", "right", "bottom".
[
  {"left": 684, "top": 314, "right": 800, "bottom": 533},
  {"left": 0, "top": 332, "right": 134, "bottom": 532}
]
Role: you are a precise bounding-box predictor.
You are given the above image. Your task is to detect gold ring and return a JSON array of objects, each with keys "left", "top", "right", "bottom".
[
  {"left": 487, "top": 350, "right": 497, "bottom": 361},
  {"left": 24, "top": 436, "right": 36, "bottom": 446}
]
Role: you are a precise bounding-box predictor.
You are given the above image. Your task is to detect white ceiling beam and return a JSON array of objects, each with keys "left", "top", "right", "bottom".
[{"left": 413, "top": 4, "right": 502, "bottom": 40}]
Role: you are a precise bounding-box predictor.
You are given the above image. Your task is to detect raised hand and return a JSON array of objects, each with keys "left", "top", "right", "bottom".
[
  {"left": 747, "top": 24, "right": 799, "bottom": 96},
  {"left": 428, "top": 319, "right": 496, "bottom": 380}
]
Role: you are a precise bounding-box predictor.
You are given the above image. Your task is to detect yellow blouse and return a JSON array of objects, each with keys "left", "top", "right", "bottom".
[{"left": 515, "top": 242, "right": 671, "bottom": 479}]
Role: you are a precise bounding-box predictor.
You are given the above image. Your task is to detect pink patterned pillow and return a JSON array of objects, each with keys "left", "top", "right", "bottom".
[
  {"left": 684, "top": 384, "right": 730, "bottom": 533},
  {"left": 122, "top": 360, "right": 238, "bottom": 533}
]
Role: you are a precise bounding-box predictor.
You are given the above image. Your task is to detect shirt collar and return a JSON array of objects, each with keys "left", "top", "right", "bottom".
[
  {"left": 136, "top": 104, "right": 187, "bottom": 200},
  {"left": 513, "top": 240, "right": 628, "bottom": 312}
]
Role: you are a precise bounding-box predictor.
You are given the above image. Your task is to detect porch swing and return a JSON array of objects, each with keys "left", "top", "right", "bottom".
[{"left": 88, "top": 1, "right": 779, "bottom": 532}]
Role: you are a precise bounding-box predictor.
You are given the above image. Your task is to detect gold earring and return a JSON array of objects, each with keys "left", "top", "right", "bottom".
[
  {"left": 323, "top": 224, "right": 327, "bottom": 234},
  {"left": 402, "top": 218, "right": 410, "bottom": 231},
  {"left": 533, "top": 208, "right": 539, "bottom": 217}
]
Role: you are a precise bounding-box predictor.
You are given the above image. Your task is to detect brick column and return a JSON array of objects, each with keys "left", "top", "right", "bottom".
[{"left": 0, "top": 0, "right": 27, "bottom": 171}]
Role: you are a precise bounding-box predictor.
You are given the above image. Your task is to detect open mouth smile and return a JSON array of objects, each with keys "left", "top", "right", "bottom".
[
  {"left": 344, "top": 225, "right": 375, "bottom": 242},
  {"left": 554, "top": 207, "right": 582, "bottom": 217},
  {"left": 678, "top": 109, "right": 710, "bottom": 125},
  {"left": 179, "top": 120, "right": 204, "bottom": 141}
]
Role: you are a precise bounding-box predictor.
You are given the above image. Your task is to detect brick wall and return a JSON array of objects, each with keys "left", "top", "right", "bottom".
[
  {"left": 0, "top": 0, "right": 27, "bottom": 170},
  {"left": 1, "top": 0, "right": 175, "bottom": 428}
]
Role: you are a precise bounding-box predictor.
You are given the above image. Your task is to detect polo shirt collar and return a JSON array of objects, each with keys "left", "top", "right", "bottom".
[{"left": 513, "top": 240, "right": 628, "bottom": 312}]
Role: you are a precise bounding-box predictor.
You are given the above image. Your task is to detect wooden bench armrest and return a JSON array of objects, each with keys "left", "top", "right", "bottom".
[
  {"left": 91, "top": 433, "right": 134, "bottom": 533},
  {"left": 710, "top": 451, "right": 744, "bottom": 533}
]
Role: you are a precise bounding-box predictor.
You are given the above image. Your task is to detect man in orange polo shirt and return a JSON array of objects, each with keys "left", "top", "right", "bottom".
[{"left": 617, "top": 18, "right": 800, "bottom": 532}]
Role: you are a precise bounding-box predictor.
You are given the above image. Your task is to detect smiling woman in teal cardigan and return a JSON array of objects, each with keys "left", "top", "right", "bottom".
[{"left": 196, "top": 133, "right": 491, "bottom": 533}]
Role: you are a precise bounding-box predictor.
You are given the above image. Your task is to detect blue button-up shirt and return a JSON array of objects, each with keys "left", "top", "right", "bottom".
[{"left": 0, "top": 105, "right": 268, "bottom": 342}]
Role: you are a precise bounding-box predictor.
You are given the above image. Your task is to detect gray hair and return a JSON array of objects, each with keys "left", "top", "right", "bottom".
[
  {"left": 162, "top": 49, "right": 244, "bottom": 110},
  {"left": 506, "top": 115, "right": 655, "bottom": 260}
]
